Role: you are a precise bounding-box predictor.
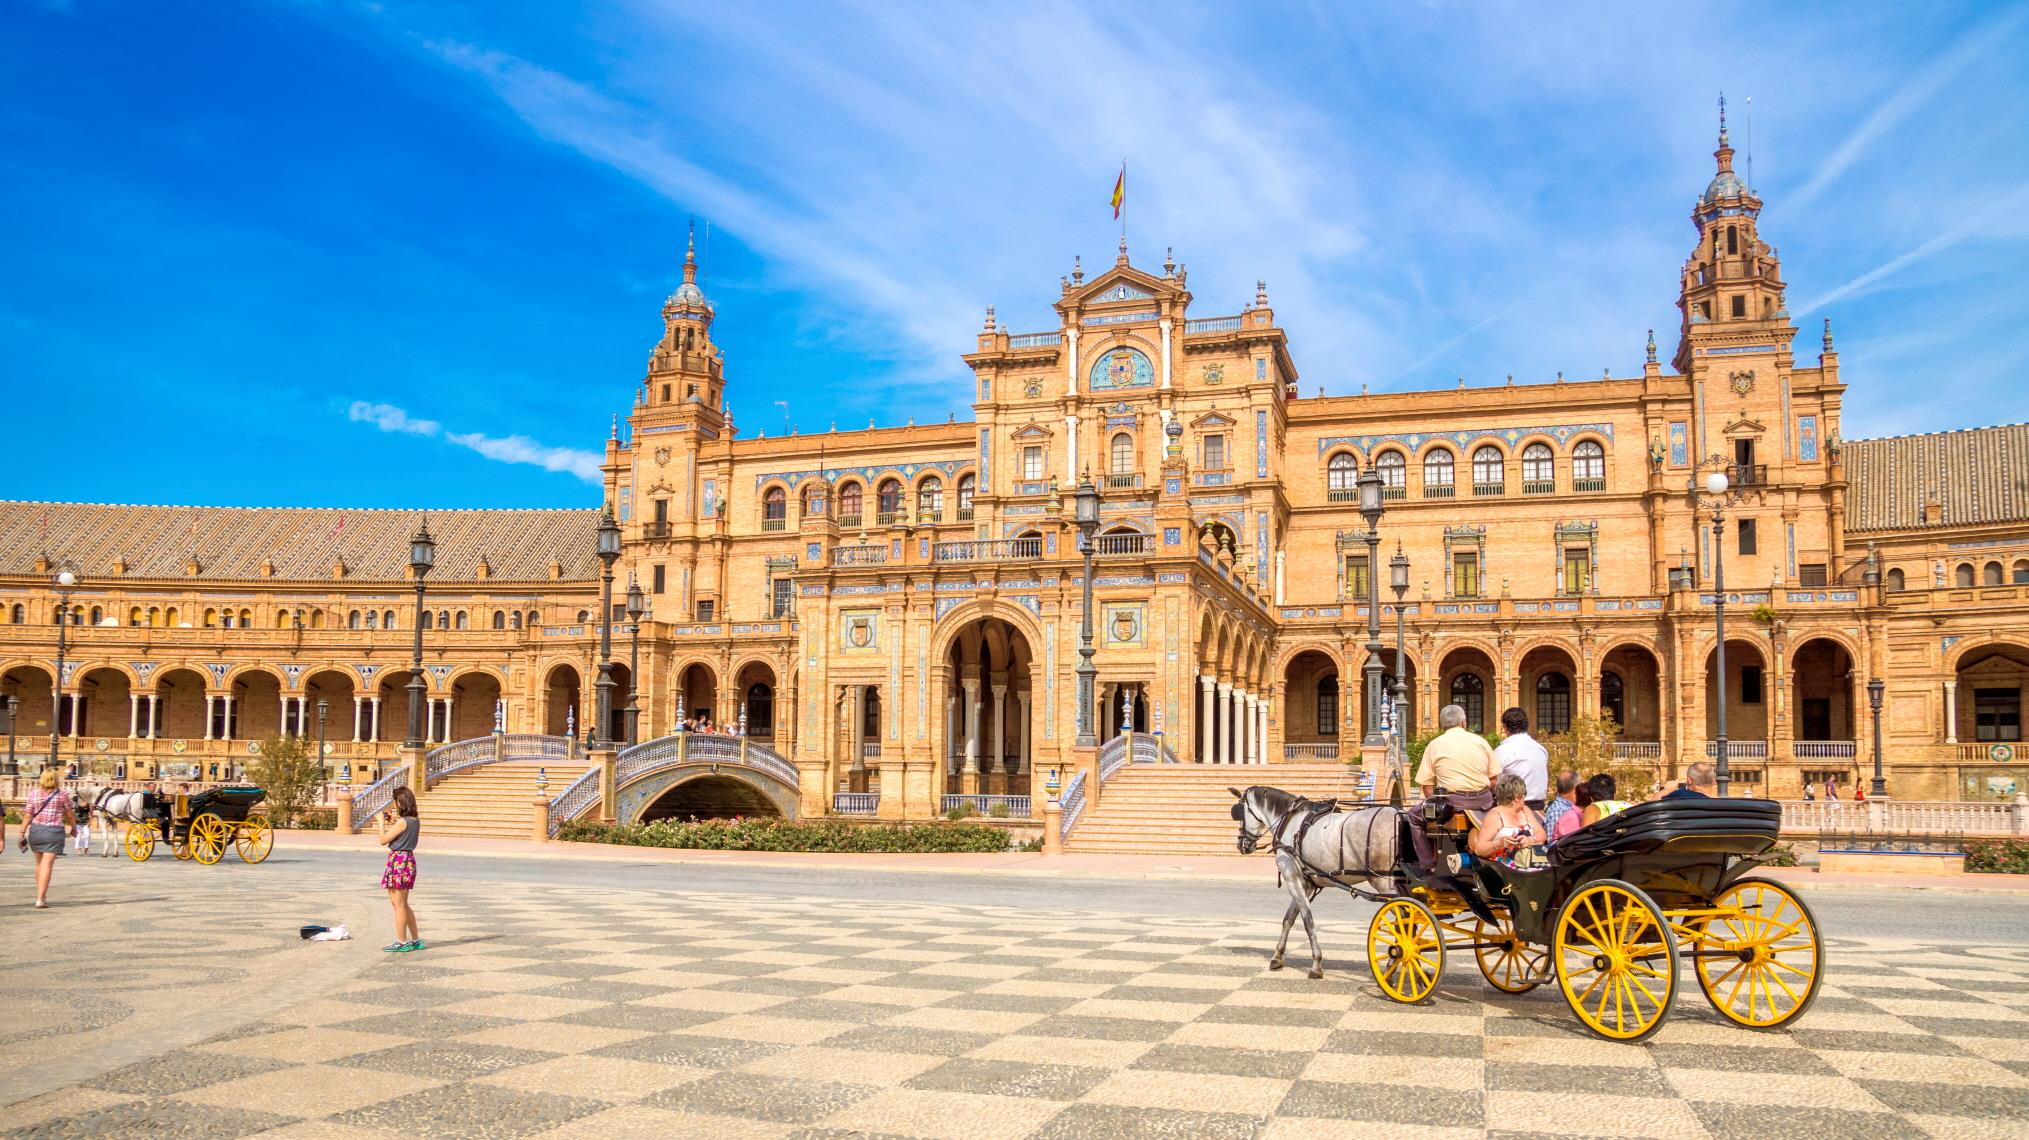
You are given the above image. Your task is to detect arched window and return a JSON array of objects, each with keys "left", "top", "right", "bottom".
[
  {"left": 1535, "top": 671, "right": 1573, "bottom": 735},
  {"left": 1423, "top": 449, "right": 1454, "bottom": 494},
  {"left": 348, "top": 610, "right": 361, "bottom": 630},
  {"left": 956, "top": 473, "right": 976, "bottom": 516},
  {"left": 2015, "top": 560, "right": 2029, "bottom": 585},
  {"left": 455, "top": 611, "right": 469, "bottom": 630},
  {"left": 876, "top": 478, "right": 903, "bottom": 521},
  {"left": 364, "top": 610, "right": 378, "bottom": 630},
  {"left": 90, "top": 606, "right": 103, "bottom": 625},
  {"left": 837, "top": 482, "right": 863, "bottom": 524},
  {"left": 745, "top": 683, "right": 775, "bottom": 736},
  {"left": 129, "top": 606, "right": 143, "bottom": 627},
  {"left": 164, "top": 607, "right": 179, "bottom": 627},
  {"left": 527, "top": 610, "right": 540, "bottom": 629},
  {"left": 1375, "top": 450, "right": 1406, "bottom": 495},
  {"left": 309, "top": 609, "right": 325, "bottom": 629},
  {"left": 1327, "top": 452, "right": 1357, "bottom": 492},
  {"left": 509, "top": 611, "right": 522, "bottom": 630},
  {"left": 762, "top": 486, "right": 787, "bottom": 527},
  {"left": 420, "top": 610, "right": 434, "bottom": 631},
  {"left": 1984, "top": 561, "right": 2004, "bottom": 586},
  {"left": 1599, "top": 670, "right": 1625, "bottom": 729},
  {"left": 1472, "top": 446, "right": 1505, "bottom": 490},
  {"left": 1316, "top": 675, "right": 1338, "bottom": 736},
  {"left": 492, "top": 611, "right": 506, "bottom": 630},
  {"left": 917, "top": 477, "right": 943, "bottom": 521},
  {"left": 147, "top": 607, "right": 160, "bottom": 627},
  {"left": 1956, "top": 563, "right": 1976, "bottom": 588},
  {"left": 383, "top": 610, "right": 396, "bottom": 630},
  {"left": 800, "top": 483, "right": 823, "bottom": 518},
  {"left": 1449, "top": 673, "right": 1486, "bottom": 733},
  {"left": 1573, "top": 440, "right": 1605, "bottom": 485},
  {"left": 1522, "top": 442, "right": 1555, "bottom": 487},
  {"left": 576, "top": 609, "right": 590, "bottom": 623},
  {"left": 1885, "top": 568, "right": 1905, "bottom": 592},
  {"left": 1110, "top": 432, "right": 1135, "bottom": 474},
  {"left": 9, "top": 603, "right": 21, "bottom": 624},
  {"left": 238, "top": 609, "right": 252, "bottom": 627}
]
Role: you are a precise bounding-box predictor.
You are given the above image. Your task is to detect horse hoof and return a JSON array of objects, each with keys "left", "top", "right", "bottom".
[
  {"left": 1308, "top": 968, "right": 1325, "bottom": 980},
  {"left": 1268, "top": 959, "right": 1283, "bottom": 971}
]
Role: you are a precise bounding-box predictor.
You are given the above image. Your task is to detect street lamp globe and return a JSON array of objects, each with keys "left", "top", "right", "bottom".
[
  {"left": 1867, "top": 678, "right": 1885, "bottom": 706},
  {"left": 408, "top": 520, "right": 436, "bottom": 578},
  {"left": 55, "top": 570, "right": 75, "bottom": 588},
  {"left": 626, "top": 580, "right": 647, "bottom": 620},
  {"left": 596, "top": 511, "right": 622, "bottom": 563},
  {"left": 1073, "top": 473, "right": 1100, "bottom": 531},
  {"left": 1703, "top": 471, "right": 1730, "bottom": 496},
  {"left": 1390, "top": 544, "right": 1410, "bottom": 594},
  {"left": 1357, "top": 469, "right": 1385, "bottom": 525}
]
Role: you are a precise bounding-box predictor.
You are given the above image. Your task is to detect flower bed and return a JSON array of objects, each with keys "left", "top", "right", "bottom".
[
  {"left": 1965, "top": 839, "right": 2029, "bottom": 875},
  {"left": 557, "top": 816, "right": 1013, "bottom": 853}
]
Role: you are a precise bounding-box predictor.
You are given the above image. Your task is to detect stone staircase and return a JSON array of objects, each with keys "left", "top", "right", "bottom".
[
  {"left": 416, "top": 759, "right": 565, "bottom": 839},
  {"left": 1064, "top": 763, "right": 1375, "bottom": 854}
]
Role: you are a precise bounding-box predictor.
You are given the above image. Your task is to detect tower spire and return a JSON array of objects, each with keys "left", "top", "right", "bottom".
[
  {"left": 683, "top": 219, "right": 698, "bottom": 283},
  {"left": 1714, "top": 92, "right": 1736, "bottom": 174}
]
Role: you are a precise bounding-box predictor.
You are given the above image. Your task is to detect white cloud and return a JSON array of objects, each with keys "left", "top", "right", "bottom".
[
  {"left": 345, "top": 400, "right": 602, "bottom": 483},
  {"left": 1795, "top": 183, "right": 2029, "bottom": 316}
]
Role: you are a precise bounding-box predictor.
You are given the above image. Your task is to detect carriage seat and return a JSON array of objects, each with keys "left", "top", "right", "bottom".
[{"left": 1551, "top": 797, "right": 1781, "bottom": 862}]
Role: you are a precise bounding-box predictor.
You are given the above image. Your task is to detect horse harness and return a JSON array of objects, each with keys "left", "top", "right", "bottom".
[{"left": 1267, "top": 796, "right": 1397, "bottom": 896}]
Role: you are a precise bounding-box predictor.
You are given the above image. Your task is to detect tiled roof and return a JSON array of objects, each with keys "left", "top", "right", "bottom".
[
  {"left": 0, "top": 502, "right": 602, "bottom": 583},
  {"left": 1846, "top": 423, "right": 2029, "bottom": 533}
]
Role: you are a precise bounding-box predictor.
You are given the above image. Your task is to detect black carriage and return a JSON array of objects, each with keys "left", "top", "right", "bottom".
[
  {"left": 124, "top": 786, "right": 273, "bottom": 865},
  {"left": 1364, "top": 796, "right": 1821, "bottom": 1042}
]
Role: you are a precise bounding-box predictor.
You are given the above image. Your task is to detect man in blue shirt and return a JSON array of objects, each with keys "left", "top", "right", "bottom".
[{"left": 1663, "top": 762, "right": 1717, "bottom": 800}]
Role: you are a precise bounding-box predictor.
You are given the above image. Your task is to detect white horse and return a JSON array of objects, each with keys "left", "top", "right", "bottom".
[
  {"left": 1231, "top": 785, "right": 1404, "bottom": 979},
  {"left": 75, "top": 785, "right": 152, "bottom": 857}
]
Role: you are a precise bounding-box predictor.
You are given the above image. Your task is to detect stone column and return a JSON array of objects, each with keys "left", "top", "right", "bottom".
[
  {"left": 370, "top": 696, "right": 382, "bottom": 741},
  {"left": 962, "top": 676, "right": 982, "bottom": 790},
  {"left": 203, "top": 695, "right": 214, "bottom": 741},
  {"left": 989, "top": 680, "right": 1007, "bottom": 775},
  {"left": 1943, "top": 680, "right": 1959, "bottom": 745},
  {"left": 1199, "top": 675, "right": 1215, "bottom": 764},
  {"left": 1215, "top": 681, "right": 1232, "bottom": 763},
  {"left": 128, "top": 694, "right": 140, "bottom": 739},
  {"left": 225, "top": 693, "right": 238, "bottom": 741},
  {"left": 1226, "top": 683, "right": 1241, "bottom": 766},
  {"left": 1257, "top": 697, "right": 1270, "bottom": 765},
  {"left": 147, "top": 694, "right": 159, "bottom": 739},
  {"left": 279, "top": 694, "right": 290, "bottom": 736},
  {"left": 67, "top": 695, "right": 79, "bottom": 740},
  {"left": 352, "top": 696, "right": 364, "bottom": 743},
  {"left": 943, "top": 690, "right": 959, "bottom": 774},
  {"left": 1015, "top": 691, "right": 1031, "bottom": 773},
  {"left": 849, "top": 685, "right": 866, "bottom": 775},
  {"left": 1159, "top": 317, "right": 1173, "bottom": 389}
]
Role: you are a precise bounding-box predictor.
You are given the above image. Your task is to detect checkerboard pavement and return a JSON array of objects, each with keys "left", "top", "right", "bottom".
[{"left": 5, "top": 883, "right": 2027, "bottom": 1139}]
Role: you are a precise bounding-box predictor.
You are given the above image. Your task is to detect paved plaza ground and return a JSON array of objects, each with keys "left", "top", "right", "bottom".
[{"left": 3, "top": 846, "right": 2027, "bottom": 1139}]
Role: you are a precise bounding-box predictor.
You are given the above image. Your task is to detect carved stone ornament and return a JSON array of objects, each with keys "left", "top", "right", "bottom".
[
  {"left": 1728, "top": 369, "right": 1755, "bottom": 396},
  {"left": 653, "top": 447, "right": 672, "bottom": 465},
  {"left": 1203, "top": 362, "right": 1225, "bottom": 385},
  {"left": 1023, "top": 381, "right": 1043, "bottom": 398}
]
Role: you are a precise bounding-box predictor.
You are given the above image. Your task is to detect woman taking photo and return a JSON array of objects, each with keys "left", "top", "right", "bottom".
[
  {"left": 376, "top": 786, "right": 423, "bottom": 952},
  {"left": 20, "top": 768, "right": 76, "bottom": 908}
]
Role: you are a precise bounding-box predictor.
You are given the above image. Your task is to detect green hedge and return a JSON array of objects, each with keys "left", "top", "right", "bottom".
[
  {"left": 557, "top": 817, "right": 1014, "bottom": 853},
  {"left": 282, "top": 806, "right": 336, "bottom": 831},
  {"left": 1965, "top": 839, "right": 2029, "bottom": 875}
]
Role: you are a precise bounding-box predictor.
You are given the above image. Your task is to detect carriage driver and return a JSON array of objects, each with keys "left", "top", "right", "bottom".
[{"left": 1415, "top": 705, "right": 1501, "bottom": 801}]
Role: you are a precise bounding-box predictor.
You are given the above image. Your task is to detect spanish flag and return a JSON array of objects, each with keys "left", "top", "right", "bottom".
[{"left": 1111, "top": 163, "right": 1125, "bottom": 219}]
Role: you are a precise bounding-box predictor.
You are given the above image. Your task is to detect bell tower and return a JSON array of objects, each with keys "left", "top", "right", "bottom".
[
  {"left": 1673, "top": 96, "right": 1792, "bottom": 373},
  {"left": 640, "top": 223, "right": 726, "bottom": 436}
]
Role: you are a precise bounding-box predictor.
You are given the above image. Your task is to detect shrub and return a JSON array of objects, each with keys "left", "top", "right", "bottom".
[
  {"left": 1759, "top": 841, "right": 1800, "bottom": 867},
  {"left": 247, "top": 736, "right": 322, "bottom": 827},
  {"left": 944, "top": 804, "right": 974, "bottom": 821},
  {"left": 1545, "top": 712, "right": 1659, "bottom": 800},
  {"left": 1016, "top": 836, "right": 1044, "bottom": 853},
  {"left": 988, "top": 802, "right": 1010, "bottom": 819},
  {"left": 558, "top": 817, "right": 1013, "bottom": 854},
  {"left": 1965, "top": 839, "right": 2029, "bottom": 875},
  {"left": 283, "top": 806, "right": 336, "bottom": 831}
]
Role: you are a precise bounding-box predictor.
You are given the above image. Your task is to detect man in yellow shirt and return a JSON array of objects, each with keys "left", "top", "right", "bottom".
[{"left": 1415, "top": 704, "right": 1501, "bottom": 800}]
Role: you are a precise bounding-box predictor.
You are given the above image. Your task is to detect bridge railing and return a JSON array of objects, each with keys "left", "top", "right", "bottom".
[
  {"left": 1778, "top": 798, "right": 2025, "bottom": 836},
  {"left": 547, "top": 769, "right": 600, "bottom": 837},
  {"left": 349, "top": 767, "right": 408, "bottom": 830},
  {"left": 1060, "top": 771, "right": 1088, "bottom": 839},
  {"left": 610, "top": 732, "right": 800, "bottom": 793},
  {"left": 833, "top": 792, "right": 879, "bottom": 815},
  {"left": 942, "top": 794, "right": 1029, "bottom": 817},
  {"left": 425, "top": 733, "right": 578, "bottom": 785}
]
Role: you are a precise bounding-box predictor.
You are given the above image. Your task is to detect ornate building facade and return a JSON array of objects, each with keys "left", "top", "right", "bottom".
[{"left": 4, "top": 120, "right": 2027, "bottom": 819}]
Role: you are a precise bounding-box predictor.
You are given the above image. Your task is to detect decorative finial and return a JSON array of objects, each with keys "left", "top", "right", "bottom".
[
  {"left": 1071, "top": 255, "right": 1084, "bottom": 284},
  {"left": 1360, "top": 383, "right": 1369, "bottom": 396},
  {"left": 1117, "top": 234, "right": 1129, "bottom": 264},
  {"left": 683, "top": 219, "right": 698, "bottom": 282},
  {"left": 610, "top": 414, "right": 619, "bottom": 440},
  {"left": 1822, "top": 317, "right": 1834, "bottom": 352},
  {"left": 983, "top": 305, "right": 997, "bottom": 332},
  {"left": 1505, "top": 373, "right": 1514, "bottom": 386},
  {"left": 1603, "top": 367, "right": 1611, "bottom": 380},
  {"left": 1255, "top": 279, "right": 1268, "bottom": 308},
  {"left": 1718, "top": 92, "right": 1728, "bottom": 146},
  {"left": 1458, "top": 377, "right": 1466, "bottom": 390},
  {"left": 1556, "top": 370, "right": 1564, "bottom": 383},
  {"left": 1646, "top": 328, "right": 1657, "bottom": 364},
  {"left": 1163, "top": 247, "right": 1175, "bottom": 276}
]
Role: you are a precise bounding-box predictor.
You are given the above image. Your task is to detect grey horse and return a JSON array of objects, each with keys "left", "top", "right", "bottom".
[{"left": 1231, "top": 785, "right": 1403, "bottom": 979}]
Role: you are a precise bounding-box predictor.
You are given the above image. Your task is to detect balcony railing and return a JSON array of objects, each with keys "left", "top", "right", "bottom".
[
  {"left": 875, "top": 510, "right": 902, "bottom": 526},
  {"left": 1094, "top": 533, "right": 1151, "bottom": 556},
  {"left": 641, "top": 521, "right": 672, "bottom": 539},
  {"left": 832, "top": 792, "right": 879, "bottom": 815},
  {"left": 833, "top": 544, "right": 887, "bottom": 566},
  {"left": 1472, "top": 483, "right": 1505, "bottom": 497},
  {"left": 1729, "top": 463, "right": 1768, "bottom": 487},
  {"left": 1196, "top": 470, "right": 1234, "bottom": 486},
  {"left": 1185, "top": 316, "right": 1242, "bottom": 334},
  {"left": 761, "top": 517, "right": 786, "bottom": 531},
  {"left": 838, "top": 513, "right": 863, "bottom": 529},
  {"left": 942, "top": 794, "right": 1030, "bottom": 818},
  {"left": 1423, "top": 483, "right": 1455, "bottom": 498},
  {"left": 1793, "top": 740, "right": 1857, "bottom": 759},
  {"left": 1327, "top": 488, "right": 1358, "bottom": 503},
  {"left": 1103, "top": 473, "right": 1142, "bottom": 490},
  {"left": 918, "top": 509, "right": 942, "bottom": 524},
  {"left": 1381, "top": 485, "right": 1405, "bottom": 500},
  {"left": 1613, "top": 741, "right": 1663, "bottom": 760},
  {"left": 956, "top": 507, "right": 975, "bottom": 521},
  {"left": 1780, "top": 799, "right": 2022, "bottom": 836},
  {"left": 1284, "top": 742, "right": 1340, "bottom": 760},
  {"left": 1705, "top": 740, "right": 1770, "bottom": 759},
  {"left": 860, "top": 742, "right": 883, "bottom": 760},
  {"left": 934, "top": 538, "right": 1041, "bottom": 562},
  {"left": 1007, "top": 331, "right": 1062, "bottom": 349},
  {"left": 1958, "top": 741, "right": 2021, "bottom": 762},
  {"left": 1522, "top": 479, "right": 1555, "bottom": 495},
  {"left": 1573, "top": 477, "right": 1606, "bottom": 492}
]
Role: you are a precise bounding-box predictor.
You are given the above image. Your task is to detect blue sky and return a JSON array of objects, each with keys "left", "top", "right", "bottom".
[{"left": 4, "top": 1, "right": 2026, "bottom": 509}]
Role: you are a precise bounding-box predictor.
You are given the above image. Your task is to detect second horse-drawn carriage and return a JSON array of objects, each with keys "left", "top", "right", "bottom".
[
  {"left": 121, "top": 786, "right": 274, "bottom": 865},
  {"left": 1234, "top": 788, "right": 1822, "bottom": 1042}
]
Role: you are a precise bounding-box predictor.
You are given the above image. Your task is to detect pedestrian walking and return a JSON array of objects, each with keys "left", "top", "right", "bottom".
[
  {"left": 376, "top": 786, "right": 423, "bottom": 952},
  {"left": 21, "top": 768, "right": 75, "bottom": 909}
]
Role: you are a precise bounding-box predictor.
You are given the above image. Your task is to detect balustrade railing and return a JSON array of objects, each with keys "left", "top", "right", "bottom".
[
  {"left": 1573, "top": 477, "right": 1606, "bottom": 492},
  {"left": 833, "top": 544, "right": 888, "bottom": 566},
  {"left": 1522, "top": 479, "right": 1555, "bottom": 495},
  {"left": 1185, "top": 316, "right": 1242, "bottom": 334},
  {"left": 547, "top": 769, "right": 599, "bottom": 837},
  {"left": 1780, "top": 798, "right": 2023, "bottom": 836},
  {"left": 860, "top": 742, "right": 883, "bottom": 760},
  {"left": 1008, "top": 331, "right": 1062, "bottom": 348},
  {"left": 1327, "top": 488, "right": 1358, "bottom": 503},
  {"left": 1704, "top": 740, "right": 1769, "bottom": 759},
  {"left": 1473, "top": 482, "right": 1506, "bottom": 497},
  {"left": 1094, "top": 533, "right": 1151, "bottom": 555},
  {"left": 1060, "top": 771, "right": 1088, "bottom": 838},
  {"left": 1793, "top": 740, "right": 1857, "bottom": 760},
  {"left": 838, "top": 513, "right": 863, "bottom": 528},
  {"left": 349, "top": 767, "right": 408, "bottom": 830},
  {"left": 1103, "top": 473, "right": 1143, "bottom": 490},
  {"left": 424, "top": 737, "right": 495, "bottom": 782},
  {"left": 1284, "top": 742, "right": 1340, "bottom": 760},
  {"left": 942, "top": 794, "right": 1029, "bottom": 818},
  {"left": 1957, "top": 742, "right": 2019, "bottom": 761},
  {"left": 1423, "top": 483, "right": 1456, "bottom": 498},
  {"left": 833, "top": 792, "right": 879, "bottom": 815},
  {"left": 933, "top": 538, "right": 1041, "bottom": 562}
]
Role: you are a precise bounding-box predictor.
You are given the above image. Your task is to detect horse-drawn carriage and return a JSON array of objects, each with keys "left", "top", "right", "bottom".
[
  {"left": 1235, "top": 789, "right": 1822, "bottom": 1043},
  {"left": 121, "top": 786, "right": 274, "bottom": 865}
]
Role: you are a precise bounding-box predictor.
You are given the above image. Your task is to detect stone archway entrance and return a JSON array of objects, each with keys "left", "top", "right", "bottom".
[
  {"left": 942, "top": 617, "right": 1036, "bottom": 799},
  {"left": 641, "top": 775, "right": 785, "bottom": 822}
]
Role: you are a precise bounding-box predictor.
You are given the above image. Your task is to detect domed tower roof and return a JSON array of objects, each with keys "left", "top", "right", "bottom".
[
  {"left": 662, "top": 223, "right": 714, "bottom": 318},
  {"left": 1697, "top": 96, "right": 1754, "bottom": 208}
]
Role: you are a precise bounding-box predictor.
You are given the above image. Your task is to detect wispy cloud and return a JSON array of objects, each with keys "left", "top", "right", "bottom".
[
  {"left": 346, "top": 400, "right": 602, "bottom": 482},
  {"left": 1794, "top": 183, "right": 2029, "bottom": 315}
]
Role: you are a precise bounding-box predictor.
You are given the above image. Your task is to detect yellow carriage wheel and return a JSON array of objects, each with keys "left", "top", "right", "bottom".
[
  {"left": 1691, "top": 877, "right": 1823, "bottom": 1030},
  {"left": 1473, "top": 915, "right": 1548, "bottom": 994},
  {"left": 234, "top": 815, "right": 274, "bottom": 865},
  {"left": 124, "top": 822, "right": 156, "bottom": 862},
  {"left": 1553, "top": 879, "right": 1679, "bottom": 1043},
  {"left": 189, "top": 813, "right": 230, "bottom": 866},
  {"left": 1367, "top": 898, "right": 1445, "bottom": 1003}
]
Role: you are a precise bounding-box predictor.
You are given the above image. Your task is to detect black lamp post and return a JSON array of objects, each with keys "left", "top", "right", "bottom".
[
  {"left": 1357, "top": 470, "right": 1387, "bottom": 751},
  {"left": 1073, "top": 473, "right": 1102, "bottom": 748},
  {"left": 592, "top": 511, "right": 622, "bottom": 749},
  {"left": 1690, "top": 466, "right": 1748, "bottom": 798},
  {"left": 5, "top": 695, "right": 18, "bottom": 777},
  {"left": 625, "top": 575, "right": 646, "bottom": 745},
  {"left": 316, "top": 699, "right": 329, "bottom": 785},
  {"left": 50, "top": 567, "right": 77, "bottom": 770},
  {"left": 1390, "top": 542, "right": 1410, "bottom": 748},
  {"left": 404, "top": 518, "right": 435, "bottom": 750},
  {"left": 1867, "top": 677, "right": 1887, "bottom": 799}
]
